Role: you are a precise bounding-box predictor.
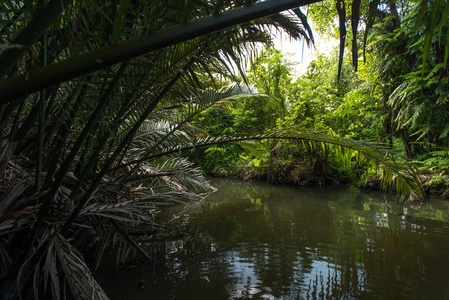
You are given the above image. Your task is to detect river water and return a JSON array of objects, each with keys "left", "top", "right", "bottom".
[{"left": 96, "top": 178, "right": 449, "bottom": 299}]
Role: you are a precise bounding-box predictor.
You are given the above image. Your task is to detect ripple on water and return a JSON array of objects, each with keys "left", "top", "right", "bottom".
[{"left": 94, "top": 179, "right": 449, "bottom": 300}]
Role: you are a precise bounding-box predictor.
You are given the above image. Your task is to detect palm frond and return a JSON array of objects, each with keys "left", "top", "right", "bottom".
[
  {"left": 54, "top": 233, "right": 108, "bottom": 300},
  {"left": 79, "top": 188, "right": 210, "bottom": 225},
  {"left": 139, "top": 127, "right": 424, "bottom": 200},
  {"left": 0, "top": 1, "right": 322, "bottom": 298},
  {"left": 145, "top": 157, "right": 214, "bottom": 192}
]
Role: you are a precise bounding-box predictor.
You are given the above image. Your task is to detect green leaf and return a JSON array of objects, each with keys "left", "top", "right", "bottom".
[
  {"left": 415, "top": 0, "right": 428, "bottom": 29},
  {"left": 422, "top": 0, "right": 441, "bottom": 72},
  {"left": 425, "top": 63, "right": 444, "bottom": 80},
  {"left": 439, "top": 124, "right": 449, "bottom": 139}
]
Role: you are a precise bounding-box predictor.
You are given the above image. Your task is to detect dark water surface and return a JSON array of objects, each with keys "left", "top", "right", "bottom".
[{"left": 96, "top": 178, "right": 449, "bottom": 299}]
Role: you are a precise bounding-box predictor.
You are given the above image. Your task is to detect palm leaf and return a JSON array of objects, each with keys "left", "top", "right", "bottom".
[
  {"left": 54, "top": 233, "right": 108, "bottom": 300},
  {"left": 422, "top": 0, "right": 441, "bottom": 72},
  {"left": 80, "top": 189, "right": 210, "bottom": 224},
  {"left": 0, "top": 0, "right": 320, "bottom": 298},
  {"left": 139, "top": 127, "right": 424, "bottom": 200}
]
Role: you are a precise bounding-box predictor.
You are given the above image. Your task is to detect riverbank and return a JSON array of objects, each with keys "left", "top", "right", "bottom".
[
  {"left": 360, "top": 173, "right": 449, "bottom": 200},
  {"left": 201, "top": 160, "right": 449, "bottom": 201}
]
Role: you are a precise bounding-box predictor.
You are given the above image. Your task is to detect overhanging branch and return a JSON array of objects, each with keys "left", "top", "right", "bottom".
[{"left": 0, "top": 0, "right": 321, "bottom": 103}]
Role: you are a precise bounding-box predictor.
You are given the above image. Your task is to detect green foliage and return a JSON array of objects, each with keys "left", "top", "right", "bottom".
[
  {"left": 1, "top": 0, "right": 441, "bottom": 297},
  {"left": 191, "top": 47, "right": 294, "bottom": 177},
  {"left": 420, "top": 150, "right": 449, "bottom": 174},
  {"left": 282, "top": 52, "right": 383, "bottom": 142},
  {"left": 247, "top": 47, "right": 292, "bottom": 101},
  {"left": 308, "top": 0, "right": 338, "bottom": 38},
  {"left": 191, "top": 43, "right": 424, "bottom": 200},
  {"left": 201, "top": 145, "right": 243, "bottom": 176},
  {"left": 368, "top": 0, "right": 449, "bottom": 158},
  {"left": 193, "top": 107, "right": 236, "bottom": 136},
  {"left": 232, "top": 96, "right": 280, "bottom": 132}
]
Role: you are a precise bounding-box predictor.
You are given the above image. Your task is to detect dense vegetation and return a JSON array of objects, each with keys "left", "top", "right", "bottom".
[
  {"left": 0, "top": 0, "right": 447, "bottom": 298},
  {"left": 193, "top": 0, "right": 449, "bottom": 198}
]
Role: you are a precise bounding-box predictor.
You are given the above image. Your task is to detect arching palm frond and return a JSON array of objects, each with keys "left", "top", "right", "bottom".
[
  {"left": 80, "top": 189, "right": 208, "bottom": 221},
  {"left": 137, "top": 127, "right": 424, "bottom": 201},
  {"left": 127, "top": 156, "right": 214, "bottom": 193},
  {"left": 119, "top": 84, "right": 276, "bottom": 174}
]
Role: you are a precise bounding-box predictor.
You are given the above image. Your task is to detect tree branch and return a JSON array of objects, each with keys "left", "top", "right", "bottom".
[{"left": 0, "top": 0, "right": 321, "bottom": 102}]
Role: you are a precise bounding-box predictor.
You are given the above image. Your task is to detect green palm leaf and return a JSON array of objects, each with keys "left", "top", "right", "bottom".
[{"left": 140, "top": 127, "right": 424, "bottom": 200}]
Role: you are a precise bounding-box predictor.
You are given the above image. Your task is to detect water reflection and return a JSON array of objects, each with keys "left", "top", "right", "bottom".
[{"left": 95, "top": 178, "right": 449, "bottom": 299}]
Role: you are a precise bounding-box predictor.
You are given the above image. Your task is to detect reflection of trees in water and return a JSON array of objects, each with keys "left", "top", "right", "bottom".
[
  {"left": 300, "top": 264, "right": 367, "bottom": 299},
  {"left": 124, "top": 178, "right": 449, "bottom": 299}
]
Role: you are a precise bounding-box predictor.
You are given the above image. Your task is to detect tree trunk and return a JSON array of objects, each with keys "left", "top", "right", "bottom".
[
  {"left": 336, "top": 0, "right": 346, "bottom": 81},
  {"left": 400, "top": 130, "right": 413, "bottom": 158}
]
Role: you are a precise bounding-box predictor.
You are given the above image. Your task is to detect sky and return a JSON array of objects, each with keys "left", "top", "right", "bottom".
[{"left": 272, "top": 30, "right": 339, "bottom": 78}]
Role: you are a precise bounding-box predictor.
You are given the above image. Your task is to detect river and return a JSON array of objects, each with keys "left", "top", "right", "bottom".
[{"left": 95, "top": 177, "right": 449, "bottom": 299}]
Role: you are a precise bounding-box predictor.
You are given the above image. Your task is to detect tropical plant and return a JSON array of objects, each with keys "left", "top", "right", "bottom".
[
  {"left": 161, "top": 127, "right": 424, "bottom": 198},
  {"left": 0, "top": 0, "right": 322, "bottom": 298},
  {"left": 365, "top": 0, "right": 449, "bottom": 159},
  {"left": 307, "top": 0, "right": 449, "bottom": 82}
]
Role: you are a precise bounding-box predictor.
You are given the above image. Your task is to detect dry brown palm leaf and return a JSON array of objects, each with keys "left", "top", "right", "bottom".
[
  {"left": 112, "top": 225, "right": 148, "bottom": 268},
  {"left": 15, "top": 232, "right": 58, "bottom": 300},
  {"left": 80, "top": 199, "right": 157, "bottom": 223},
  {"left": 0, "top": 172, "right": 34, "bottom": 216},
  {"left": 0, "top": 196, "right": 40, "bottom": 221},
  {"left": 0, "top": 142, "right": 17, "bottom": 176},
  {"left": 96, "top": 182, "right": 127, "bottom": 202},
  {"left": 78, "top": 189, "right": 210, "bottom": 233},
  {"left": 54, "top": 233, "right": 109, "bottom": 300},
  {"left": 3, "top": 156, "right": 35, "bottom": 182},
  {"left": 43, "top": 238, "right": 59, "bottom": 299},
  {"left": 130, "top": 163, "right": 185, "bottom": 190},
  {"left": 93, "top": 230, "right": 114, "bottom": 272},
  {"left": 0, "top": 195, "right": 41, "bottom": 231},
  {"left": 162, "top": 175, "right": 188, "bottom": 191},
  {"left": 134, "top": 158, "right": 214, "bottom": 193}
]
